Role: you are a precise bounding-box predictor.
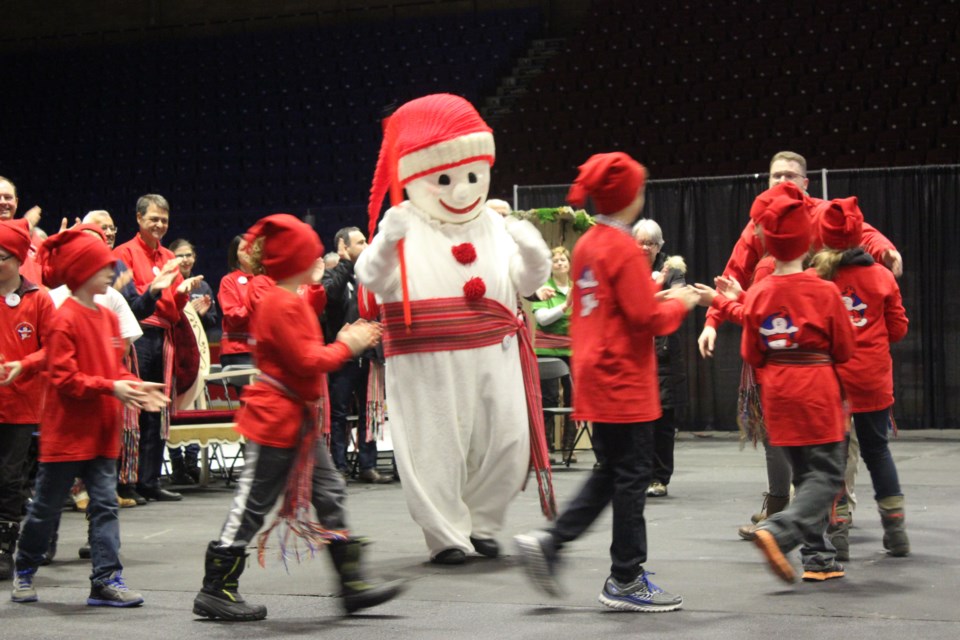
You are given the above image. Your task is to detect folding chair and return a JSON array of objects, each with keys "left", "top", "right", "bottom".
[
  {"left": 206, "top": 364, "right": 258, "bottom": 409},
  {"left": 167, "top": 409, "right": 243, "bottom": 485},
  {"left": 537, "top": 357, "right": 591, "bottom": 467}
]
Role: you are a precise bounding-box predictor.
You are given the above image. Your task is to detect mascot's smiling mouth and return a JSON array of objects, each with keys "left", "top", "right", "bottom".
[{"left": 440, "top": 198, "right": 481, "bottom": 215}]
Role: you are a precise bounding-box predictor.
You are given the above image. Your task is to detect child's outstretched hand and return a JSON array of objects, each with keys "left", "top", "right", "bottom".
[
  {"left": 660, "top": 284, "right": 700, "bottom": 310},
  {"left": 136, "top": 382, "right": 171, "bottom": 412},
  {"left": 113, "top": 380, "right": 148, "bottom": 408},
  {"left": 336, "top": 320, "right": 383, "bottom": 356},
  {"left": 113, "top": 380, "right": 170, "bottom": 411},
  {"left": 714, "top": 275, "right": 743, "bottom": 300},
  {"left": 692, "top": 283, "right": 719, "bottom": 307}
]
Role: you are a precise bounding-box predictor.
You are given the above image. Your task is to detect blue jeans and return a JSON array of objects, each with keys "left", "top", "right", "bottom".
[
  {"left": 329, "top": 359, "right": 377, "bottom": 473},
  {"left": 17, "top": 457, "right": 122, "bottom": 585},
  {"left": 551, "top": 422, "right": 654, "bottom": 583},
  {"left": 852, "top": 408, "right": 902, "bottom": 500}
]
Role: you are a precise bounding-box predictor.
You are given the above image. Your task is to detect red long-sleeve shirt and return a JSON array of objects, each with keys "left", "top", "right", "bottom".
[
  {"left": 0, "top": 278, "right": 53, "bottom": 424},
  {"left": 234, "top": 287, "right": 351, "bottom": 448},
  {"left": 217, "top": 270, "right": 255, "bottom": 355},
  {"left": 40, "top": 298, "right": 138, "bottom": 462},
  {"left": 833, "top": 263, "right": 908, "bottom": 412},
  {"left": 706, "top": 196, "right": 896, "bottom": 329},
  {"left": 741, "top": 271, "right": 856, "bottom": 446},
  {"left": 570, "top": 222, "right": 688, "bottom": 423},
  {"left": 114, "top": 234, "right": 186, "bottom": 327}
]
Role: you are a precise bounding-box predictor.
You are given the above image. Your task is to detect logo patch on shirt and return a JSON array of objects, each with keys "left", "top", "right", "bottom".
[
  {"left": 15, "top": 322, "right": 34, "bottom": 341},
  {"left": 576, "top": 267, "right": 599, "bottom": 317},
  {"left": 841, "top": 286, "right": 868, "bottom": 327},
  {"left": 759, "top": 308, "right": 799, "bottom": 350}
]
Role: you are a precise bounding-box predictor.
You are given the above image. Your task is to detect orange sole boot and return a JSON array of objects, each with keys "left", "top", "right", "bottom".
[{"left": 753, "top": 529, "right": 796, "bottom": 583}]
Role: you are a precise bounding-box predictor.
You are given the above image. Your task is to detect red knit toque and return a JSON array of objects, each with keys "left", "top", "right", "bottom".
[
  {"left": 38, "top": 228, "right": 116, "bottom": 290},
  {"left": 74, "top": 223, "right": 108, "bottom": 243},
  {"left": 566, "top": 152, "right": 647, "bottom": 215},
  {"left": 0, "top": 220, "right": 31, "bottom": 263},
  {"left": 749, "top": 182, "right": 805, "bottom": 223},
  {"left": 818, "top": 196, "right": 864, "bottom": 250},
  {"left": 368, "top": 94, "right": 495, "bottom": 239},
  {"left": 753, "top": 187, "right": 813, "bottom": 261},
  {"left": 243, "top": 213, "right": 323, "bottom": 282}
]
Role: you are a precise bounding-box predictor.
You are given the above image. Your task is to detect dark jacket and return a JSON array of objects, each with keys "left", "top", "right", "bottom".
[
  {"left": 654, "top": 253, "right": 688, "bottom": 409},
  {"left": 320, "top": 258, "right": 376, "bottom": 360}
]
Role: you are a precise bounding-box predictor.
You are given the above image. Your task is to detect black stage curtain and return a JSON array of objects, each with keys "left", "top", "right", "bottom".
[{"left": 516, "top": 165, "right": 959, "bottom": 430}]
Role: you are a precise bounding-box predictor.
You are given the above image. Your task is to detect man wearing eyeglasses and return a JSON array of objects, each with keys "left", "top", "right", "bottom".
[{"left": 114, "top": 195, "right": 202, "bottom": 504}]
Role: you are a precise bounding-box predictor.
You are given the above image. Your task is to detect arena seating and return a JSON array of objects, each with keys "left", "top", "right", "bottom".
[{"left": 490, "top": 0, "right": 959, "bottom": 190}]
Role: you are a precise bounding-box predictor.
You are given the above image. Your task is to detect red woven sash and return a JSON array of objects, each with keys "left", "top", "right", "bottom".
[
  {"left": 534, "top": 328, "right": 571, "bottom": 351},
  {"left": 381, "top": 297, "right": 556, "bottom": 520}
]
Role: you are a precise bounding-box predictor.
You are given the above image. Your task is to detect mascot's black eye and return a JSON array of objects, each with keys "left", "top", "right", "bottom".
[
  {"left": 438, "top": 174, "right": 451, "bottom": 186},
  {"left": 468, "top": 172, "right": 478, "bottom": 183}
]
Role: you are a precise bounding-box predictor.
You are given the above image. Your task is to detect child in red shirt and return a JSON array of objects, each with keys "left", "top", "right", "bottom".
[
  {"left": 515, "top": 153, "right": 698, "bottom": 613},
  {"left": 0, "top": 221, "right": 54, "bottom": 580},
  {"left": 723, "top": 185, "right": 856, "bottom": 583},
  {"left": 812, "top": 198, "right": 910, "bottom": 558},
  {"left": 11, "top": 229, "right": 167, "bottom": 606},
  {"left": 192, "top": 214, "right": 402, "bottom": 622}
]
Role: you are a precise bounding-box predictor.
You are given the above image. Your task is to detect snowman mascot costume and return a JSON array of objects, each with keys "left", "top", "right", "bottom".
[{"left": 355, "top": 94, "right": 555, "bottom": 565}]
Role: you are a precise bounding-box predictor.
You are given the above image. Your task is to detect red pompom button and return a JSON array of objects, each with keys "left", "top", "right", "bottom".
[
  {"left": 451, "top": 243, "right": 477, "bottom": 265},
  {"left": 463, "top": 277, "right": 486, "bottom": 300}
]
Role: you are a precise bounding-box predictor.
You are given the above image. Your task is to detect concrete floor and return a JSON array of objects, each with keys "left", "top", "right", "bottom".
[{"left": 3, "top": 430, "right": 958, "bottom": 640}]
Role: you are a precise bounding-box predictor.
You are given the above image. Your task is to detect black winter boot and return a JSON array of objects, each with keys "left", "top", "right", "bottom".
[
  {"left": 328, "top": 538, "right": 404, "bottom": 614},
  {"left": 184, "top": 449, "right": 201, "bottom": 484},
  {"left": 192, "top": 542, "right": 267, "bottom": 621},
  {"left": 170, "top": 459, "right": 196, "bottom": 486},
  {"left": 0, "top": 521, "right": 19, "bottom": 580}
]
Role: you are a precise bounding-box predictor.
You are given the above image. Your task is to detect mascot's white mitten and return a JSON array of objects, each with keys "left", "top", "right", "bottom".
[
  {"left": 503, "top": 215, "right": 551, "bottom": 296},
  {"left": 378, "top": 204, "right": 410, "bottom": 243},
  {"left": 355, "top": 204, "right": 409, "bottom": 292}
]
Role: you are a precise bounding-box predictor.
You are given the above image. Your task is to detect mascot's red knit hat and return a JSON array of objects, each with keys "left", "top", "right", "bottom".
[
  {"left": 367, "top": 93, "right": 495, "bottom": 240},
  {"left": 818, "top": 196, "right": 864, "bottom": 250},
  {"left": 566, "top": 152, "right": 647, "bottom": 215},
  {"left": 39, "top": 228, "right": 115, "bottom": 290},
  {"left": 752, "top": 184, "right": 813, "bottom": 261},
  {"left": 0, "top": 220, "right": 31, "bottom": 263},
  {"left": 243, "top": 213, "right": 323, "bottom": 282}
]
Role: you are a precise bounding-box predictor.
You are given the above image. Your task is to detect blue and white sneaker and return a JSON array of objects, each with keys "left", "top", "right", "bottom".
[
  {"left": 11, "top": 568, "right": 38, "bottom": 603},
  {"left": 87, "top": 571, "right": 144, "bottom": 607},
  {"left": 598, "top": 571, "right": 683, "bottom": 612},
  {"left": 513, "top": 530, "right": 564, "bottom": 597}
]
